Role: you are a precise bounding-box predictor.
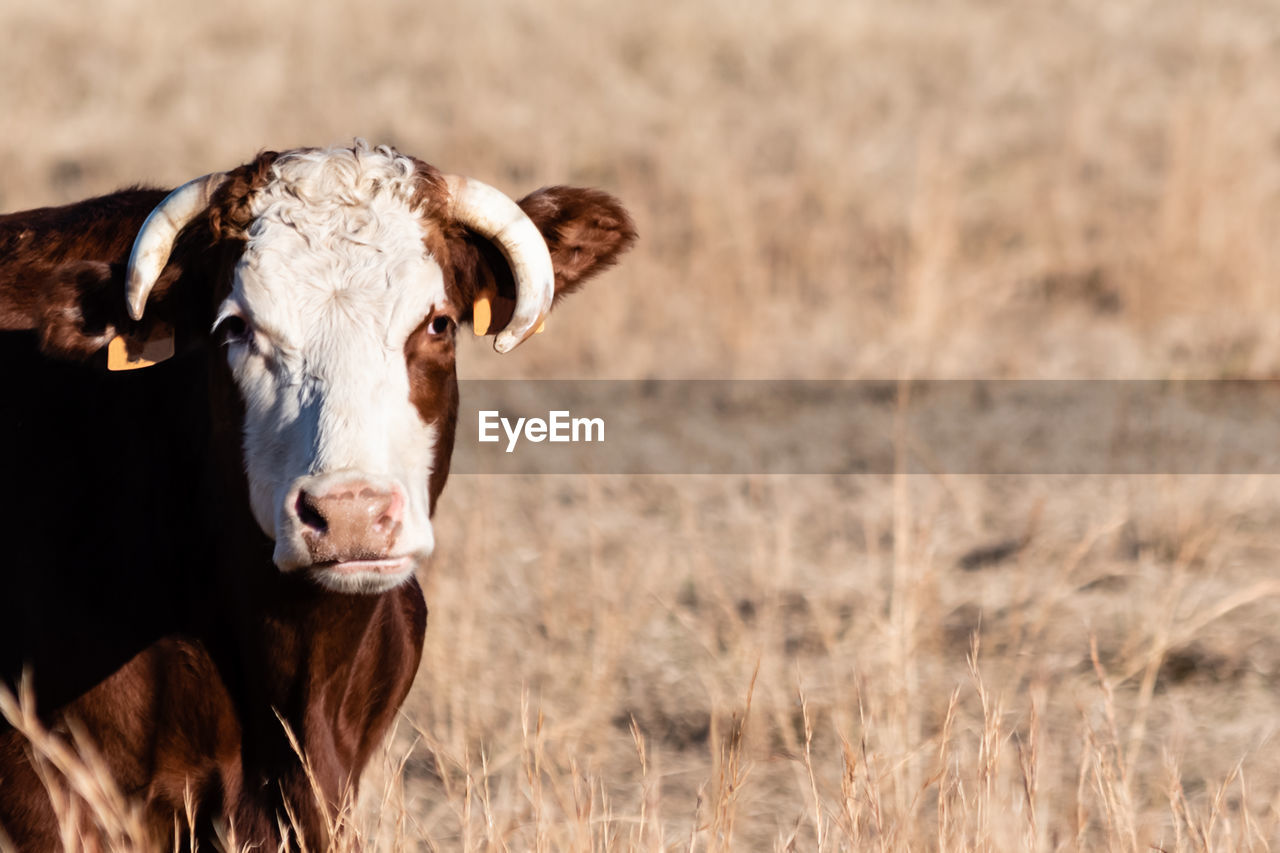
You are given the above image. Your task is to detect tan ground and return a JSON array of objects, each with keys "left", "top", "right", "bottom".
[{"left": 4, "top": 0, "right": 1280, "bottom": 849}]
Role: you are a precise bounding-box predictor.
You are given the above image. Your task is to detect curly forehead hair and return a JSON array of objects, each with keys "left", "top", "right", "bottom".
[{"left": 208, "top": 141, "right": 450, "bottom": 243}]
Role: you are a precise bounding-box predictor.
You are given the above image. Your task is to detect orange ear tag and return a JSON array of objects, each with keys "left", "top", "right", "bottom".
[
  {"left": 534, "top": 320, "right": 546, "bottom": 335},
  {"left": 472, "top": 290, "right": 493, "bottom": 336},
  {"left": 108, "top": 324, "right": 175, "bottom": 371}
]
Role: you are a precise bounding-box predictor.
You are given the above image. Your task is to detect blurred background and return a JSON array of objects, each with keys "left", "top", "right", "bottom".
[{"left": 5, "top": 0, "right": 1280, "bottom": 848}]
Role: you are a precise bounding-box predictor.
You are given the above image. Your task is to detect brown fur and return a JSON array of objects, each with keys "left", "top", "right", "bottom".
[{"left": 0, "top": 147, "right": 634, "bottom": 850}]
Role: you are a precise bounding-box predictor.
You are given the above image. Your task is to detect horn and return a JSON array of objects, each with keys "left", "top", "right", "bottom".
[
  {"left": 444, "top": 176, "right": 554, "bottom": 353},
  {"left": 125, "top": 173, "right": 227, "bottom": 320}
]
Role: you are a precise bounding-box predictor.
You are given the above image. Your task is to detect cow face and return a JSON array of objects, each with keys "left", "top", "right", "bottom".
[
  {"left": 123, "top": 142, "right": 636, "bottom": 594},
  {"left": 213, "top": 150, "right": 448, "bottom": 593}
]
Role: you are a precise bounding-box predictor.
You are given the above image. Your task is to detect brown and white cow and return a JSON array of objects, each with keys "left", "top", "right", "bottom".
[{"left": 0, "top": 141, "right": 635, "bottom": 849}]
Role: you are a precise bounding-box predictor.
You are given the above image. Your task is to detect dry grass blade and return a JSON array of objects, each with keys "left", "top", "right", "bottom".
[
  {"left": 796, "top": 678, "right": 825, "bottom": 852},
  {"left": 0, "top": 676, "right": 149, "bottom": 851}
]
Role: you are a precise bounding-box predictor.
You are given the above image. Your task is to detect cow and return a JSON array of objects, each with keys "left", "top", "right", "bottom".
[{"left": 0, "top": 141, "right": 636, "bottom": 849}]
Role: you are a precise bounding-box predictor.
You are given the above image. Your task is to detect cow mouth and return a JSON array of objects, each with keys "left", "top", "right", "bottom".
[{"left": 312, "top": 556, "right": 414, "bottom": 576}]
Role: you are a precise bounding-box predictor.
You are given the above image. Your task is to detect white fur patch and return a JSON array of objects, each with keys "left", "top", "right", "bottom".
[{"left": 217, "top": 143, "right": 443, "bottom": 589}]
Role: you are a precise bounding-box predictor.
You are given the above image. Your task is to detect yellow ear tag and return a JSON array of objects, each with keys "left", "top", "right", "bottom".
[
  {"left": 107, "top": 324, "right": 175, "bottom": 371},
  {"left": 534, "top": 320, "right": 546, "bottom": 335},
  {"left": 472, "top": 291, "right": 493, "bottom": 336}
]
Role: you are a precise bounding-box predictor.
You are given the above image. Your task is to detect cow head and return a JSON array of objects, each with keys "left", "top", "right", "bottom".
[{"left": 125, "top": 143, "right": 635, "bottom": 593}]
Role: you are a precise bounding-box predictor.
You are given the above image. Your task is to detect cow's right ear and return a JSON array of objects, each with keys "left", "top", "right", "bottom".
[
  {"left": 0, "top": 256, "right": 190, "bottom": 367},
  {"left": 0, "top": 259, "right": 121, "bottom": 361},
  {"left": 34, "top": 257, "right": 209, "bottom": 368},
  {"left": 0, "top": 185, "right": 193, "bottom": 364},
  {"left": 110, "top": 156, "right": 277, "bottom": 366},
  {"left": 451, "top": 186, "right": 637, "bottom": 339}
]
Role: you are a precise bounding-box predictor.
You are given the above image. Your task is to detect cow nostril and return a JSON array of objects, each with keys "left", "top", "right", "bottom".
[{"left": 296, "top": 492, "right": 328, "bottom": 534}]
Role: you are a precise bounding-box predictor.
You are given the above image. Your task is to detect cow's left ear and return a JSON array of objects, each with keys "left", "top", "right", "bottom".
[{"left": 455, "top": 186, "right": 636, "bottom": 337}]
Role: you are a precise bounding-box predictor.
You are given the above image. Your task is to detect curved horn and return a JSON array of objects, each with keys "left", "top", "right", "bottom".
[
  {"left": 444, "top": 176, "right": 554, "bottom": 353},
  {"left": 125, "top": 172, "right": 227, "bottom": 320}
]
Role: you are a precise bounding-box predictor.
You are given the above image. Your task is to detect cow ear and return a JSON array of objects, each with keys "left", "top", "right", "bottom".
[
  {"left": 0, "top": 257, "right": 188, "bottom": 366},
  {"left": 0, "top": 185, "right": 229, "bottom": 367},
  {"left": 0, "top": 260, "right": 123, "bottom": 361},
  {"left": 456, "top": 186, "right": 636, "bottom": 337},
  {"left": 518, "top": 186, "right": 638, "bottom": 300},
  {"left": 29, "top": 255, "right": 206, "bottom": 368}
]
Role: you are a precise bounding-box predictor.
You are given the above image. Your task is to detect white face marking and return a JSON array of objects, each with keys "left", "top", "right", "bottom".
[{"left": 217, "top": 146, "right": 447, "bottom": 592}]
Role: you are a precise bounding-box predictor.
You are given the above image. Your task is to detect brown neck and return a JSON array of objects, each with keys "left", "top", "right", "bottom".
[{"left": 203, "top": 357, "right": 427, "bottom": 836}]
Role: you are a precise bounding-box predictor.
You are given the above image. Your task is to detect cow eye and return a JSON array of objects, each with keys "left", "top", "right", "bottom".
[
  {"left": 213, "top": 314, "right": 250, "bottom": 347},
  {"left": 429, "top": 315, "right": 454, "bottom": 336}
]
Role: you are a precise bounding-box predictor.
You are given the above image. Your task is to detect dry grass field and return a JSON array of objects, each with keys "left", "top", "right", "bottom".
[{"left": 4, "top": 0, "right": 1280, "bottom": 849}]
